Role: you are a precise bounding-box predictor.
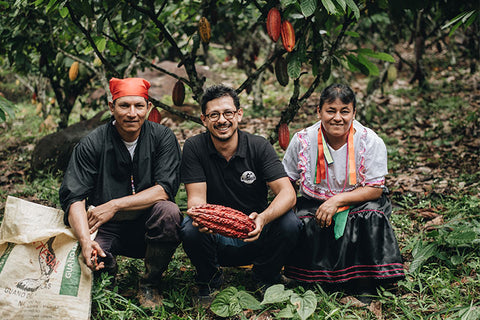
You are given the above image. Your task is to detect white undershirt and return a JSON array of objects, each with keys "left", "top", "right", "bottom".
[{"left": 123, "top": 138, "right": 138, "bottom": 160}]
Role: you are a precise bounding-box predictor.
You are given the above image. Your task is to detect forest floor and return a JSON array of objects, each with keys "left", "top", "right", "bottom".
[{"left": 0, "top": 46, "right": 479, "bottom": 319}]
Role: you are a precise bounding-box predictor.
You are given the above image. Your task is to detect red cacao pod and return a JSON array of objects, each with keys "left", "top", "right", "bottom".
[
  {"left": 198, "top": 17, "right": 211, "bottom": 43},
  {"left": 280, "top": 20, "right": 295, "bottom": 52},
  {"left": 278, "top": 123, "right": 290, "bottom": 150},
  {"left": 275, "top": 56, "right": 289, "bottom": 86},
  {"left": 266, "top": 8, "right": 281, "bottom": 42},
  {"left": 172, "top": 80, "right": 185, "bottom": 106},
  {"left": 148, "top": 107, "right": 162, "bottom": 123},
  {"left": 189, "top": 204, "right": 255, "bottom": 239}
]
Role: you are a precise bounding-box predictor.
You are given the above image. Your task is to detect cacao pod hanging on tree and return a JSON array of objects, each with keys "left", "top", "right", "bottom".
[
  {"left": 189, "top": 204, "right": 255, "bottom": 239},
  {"left": 172, "top": 80, "right": 185, "bottom": 106},
  {"left": 148, "top": 107, "right": 162, "bottom": 123},
  {"left": 275, "top": 56, "right": 289, "bottom": 86},
  {"left": 69, "top": 61, "right": 79, "bottom": 81},
  {"left": 266, "top": 7, "right": 281, "bottom": 42},
  {"left": 198, "top": 17, "right": 211, "bottom": 43},
  {"left": 278, "top": 123, "right": 290, "bottom": 150},
  {"left": 281, "top": 20, "right": 295, "bottom": 52}
]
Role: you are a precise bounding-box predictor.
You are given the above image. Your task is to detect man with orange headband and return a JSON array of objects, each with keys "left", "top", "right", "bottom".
[{"left": 59, "top": 77, "right": 182, "bottom": 308}]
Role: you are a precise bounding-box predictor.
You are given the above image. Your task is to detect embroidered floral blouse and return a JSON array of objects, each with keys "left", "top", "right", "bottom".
[{"left": 282, "top": 120, "right": 388, "bottom": 200}]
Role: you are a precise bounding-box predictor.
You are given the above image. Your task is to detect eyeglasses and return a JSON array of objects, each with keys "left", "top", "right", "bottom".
[{"left": 204, "top": 110, "right": 237, "bottom": 121}]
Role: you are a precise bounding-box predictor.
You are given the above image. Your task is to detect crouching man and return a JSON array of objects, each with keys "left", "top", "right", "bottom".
[
  {"left": 180, "top": 85, "right": 302, "bottom": 306},
  {"left": 59, "top": 77, "right": 182, "bottom": 308}
]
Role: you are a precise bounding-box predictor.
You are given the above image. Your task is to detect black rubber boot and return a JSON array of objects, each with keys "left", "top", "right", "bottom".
[{"left": 137, "top": 242, "right": 178, "bottom": 308}]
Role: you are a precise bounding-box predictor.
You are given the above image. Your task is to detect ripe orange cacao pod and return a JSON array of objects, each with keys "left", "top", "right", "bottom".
[
  {"left": 278, "top": 123, "right": 290, "bottom": 150},
  {"left": 69, "top": 61, "right": 79, "bottom": 81},
  {"left": 148, "top": 107, "right": 162, "bottom": 123},
  {"left": 189, "top": 204, "right": 255, "bottom": 239},
  {"left": 280, "top": 20, "right": 295, "bottom": 52},
  {"left": 275, "top": 57, "right": 289, "bottom": 86},
  {"left": 172, "top": 80, "right": 185, "bottom": 106},
  {"left": 198, "top": 17, "right": 211, "bottom": 43},
  {"left": 266, "top": 7, "right": 281, "bottom": 42}
]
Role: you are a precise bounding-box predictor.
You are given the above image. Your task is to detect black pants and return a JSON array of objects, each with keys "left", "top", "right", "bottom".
[
  {"left": 180, "top": 210, "right": 302, "bottom": 284},
  {"left": 95, "top": 201, "right": 182, "bottom": 271}
]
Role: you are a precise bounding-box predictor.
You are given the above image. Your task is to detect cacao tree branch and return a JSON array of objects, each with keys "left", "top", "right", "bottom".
[
  {"left": 123, "top": 28, "right": 147, "bottom": 77},
  {"left": 299, "top": 12, "right": 355, "bottom": 105},
  {"left": 126, "top": 1, "right": 205, "bottom": 103},
  {"left": 149, "top": 97, "right": 202, "bottom": 125},
  {"left": 236, "top": 49, "right": 285, "bottom": 94},
  {"left": 99, "top": 32, "right": 191, "bottom": 86},
  {"left": 66, "top": 3, "right": 119, "bottom": 78},
  {"left": 268, "top": 78, "right": 301, "bottom": 144}
]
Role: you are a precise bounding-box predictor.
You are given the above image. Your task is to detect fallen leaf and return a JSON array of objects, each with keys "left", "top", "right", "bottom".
[
  {"left": 423, "top": 215, "right": 444, "bottom": 231},
  {"left": 339, "top": 296, "right": 367, "bottom": 307},
  {"left": 367, "top": 300, "right": 383, "bottom": 320}
]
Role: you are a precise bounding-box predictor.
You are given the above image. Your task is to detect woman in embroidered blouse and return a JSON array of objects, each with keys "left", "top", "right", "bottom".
[{"left": 282, "top": 83, "right": 404, "bottom": 300}]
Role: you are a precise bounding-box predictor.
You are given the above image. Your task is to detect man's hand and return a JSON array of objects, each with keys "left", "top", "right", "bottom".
[
  {"left": 244, "top": 212, "right": 266, "bottom": 242},
  {"left": 187, "top": 205, "right": 214, "bottom": 234},
  {"left": 87, "top": 203, "right": 116, "bottom": 233},
  {"left": 80, "top": 240, "right": 106, "bottom": 271}
]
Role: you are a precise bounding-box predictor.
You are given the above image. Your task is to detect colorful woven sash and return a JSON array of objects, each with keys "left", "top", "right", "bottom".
[{"left": 315, "top": 123, "right": 356, "bottom": 185}]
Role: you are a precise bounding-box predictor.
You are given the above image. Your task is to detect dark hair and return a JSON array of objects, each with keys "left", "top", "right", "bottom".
[
  {"left": 201, "top": 84, "right": 240, "bottom": 114},
  {"left": 319, "top": 83, "right": 356, "bottom": 111}
]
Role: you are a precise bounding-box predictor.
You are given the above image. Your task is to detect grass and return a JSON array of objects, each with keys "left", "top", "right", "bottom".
[{"left": 0, "top": 54, "right": 479, "bottom": 319}]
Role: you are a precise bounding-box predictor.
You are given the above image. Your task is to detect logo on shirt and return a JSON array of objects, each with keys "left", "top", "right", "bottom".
[{"left": 240, "top": 171, "right": 256, "bottom": 184}]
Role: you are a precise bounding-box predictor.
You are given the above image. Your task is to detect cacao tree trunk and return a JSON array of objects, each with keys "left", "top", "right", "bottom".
[{"left": 410, "top": 10, "right": 428, "bottom": 87}]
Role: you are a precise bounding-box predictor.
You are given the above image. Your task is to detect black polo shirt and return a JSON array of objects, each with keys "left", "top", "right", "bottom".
[{"left": 180, "top": 130, "right": 287, "bottom": 214}]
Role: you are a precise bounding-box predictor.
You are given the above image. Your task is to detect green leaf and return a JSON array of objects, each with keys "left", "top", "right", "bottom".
[
  {"left": 321, "top": 0, "right": 338, "bottom": 15},
  {"left": 450, "top": 255, "right": 465, "bottom": 266},
  {"left": 94, "top": 37, "right": 107, "bottom": 52},
  {"left": 281, "top": 0, "right": 298, "bottom": 6},
  {"left": 291, "top": 290, "right": 317, "bottom": 320},
  {"left": 357, "top": 48, "right": 395, "bottom": 62},
  {"left": 345, "top": 30, "right": 360, "bottom": 37},
  {"left": 333, "top": 0, "right": 346, "bottom": 12},
  {"left": 358, "top": 54, "right": 379, "bottom": 76},
  {"left": 211, "top": 287, "right": 242, "bottom": 317},
  {"left": 287, "top": 53, "right": 302, "bottom": 79},
  {"left": 345, "top": 0, "right": 360, "bottom": 20},
  {"left": 445, "top": 230, "right": 477, "bottom": 247},
  {"left": 0, "top": 96, "right": 16, "bottom": 122},
  {"left": 346, "top": 54, "right": 368, "bottom": 75},
  {"left": 59, "top": 6, "right": 68, "bottom": 18},
  {"left": 237, "top": 291, "right": 262, "bottom": 310},
  {"left": 301, "top": 0, "right": 317, "bottom": 17},
  {"left": 409, "top": 242, "right": 437, "bottom": 274},
  {"left": 277, "top": 304, "right": 295, "bottom": 318},
  {"left": 442, "top": 10, "right": 475, "bottom": 30},
  {"left": 322, "top": 59, "right": 331, "bottom": 82},
  {"left": 261, "top": 284, "right": 293, "bottom": 304}
]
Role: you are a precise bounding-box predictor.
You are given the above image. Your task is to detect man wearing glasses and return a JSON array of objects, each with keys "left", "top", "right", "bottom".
[{"left": 180, "top": 84, "right": 301, "bottom": 305}]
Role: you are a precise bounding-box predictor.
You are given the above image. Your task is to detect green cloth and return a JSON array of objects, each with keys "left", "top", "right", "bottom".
[{"left": 333, "top": 207, "right": 350, "bottom": 240}]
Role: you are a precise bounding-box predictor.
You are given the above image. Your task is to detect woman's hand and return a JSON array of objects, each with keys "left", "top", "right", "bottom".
[{"left": 315, "top": 198, "right": 340, "bottom": 228}]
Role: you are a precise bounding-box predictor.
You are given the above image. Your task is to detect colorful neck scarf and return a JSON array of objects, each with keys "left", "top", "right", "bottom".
[{"left": 315, "top": 123, "right": 356, "bottom": 186}]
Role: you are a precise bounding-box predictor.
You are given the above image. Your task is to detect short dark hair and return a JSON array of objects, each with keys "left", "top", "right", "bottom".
[
  {"left": 201, "top": 84, "right": 240, "bottom": 114},
  {"left": 319, "top": 83, "right": 356, "bottom": 111}
]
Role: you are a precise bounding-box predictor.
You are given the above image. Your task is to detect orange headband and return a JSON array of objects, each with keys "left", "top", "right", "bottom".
[{"left": 109, "top": 77, "right": 151, "bottom": 101}]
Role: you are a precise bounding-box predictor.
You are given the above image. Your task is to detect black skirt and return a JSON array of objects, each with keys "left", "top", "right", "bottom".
[{"left": 284, "top": 194, "right": 405, "bottom": 286}]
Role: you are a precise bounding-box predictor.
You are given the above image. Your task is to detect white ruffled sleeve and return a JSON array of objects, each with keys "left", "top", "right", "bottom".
[{"left": 360, "top": 128, "right": 388, "bottom": 187}]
